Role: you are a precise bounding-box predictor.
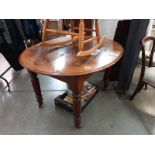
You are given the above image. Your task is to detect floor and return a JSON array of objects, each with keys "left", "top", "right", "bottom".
[{"left": 0, "top": 65, "right": 155, "bottom": 135}]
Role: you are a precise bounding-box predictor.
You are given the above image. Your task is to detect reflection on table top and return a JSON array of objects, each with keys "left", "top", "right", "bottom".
[{"left": 20, "top": 37, "right": 124, "bottom": 76}]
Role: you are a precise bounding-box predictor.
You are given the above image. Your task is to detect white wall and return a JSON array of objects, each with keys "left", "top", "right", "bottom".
[
  {"left": 146, "top": 19, "right": 153, "bottom": 36},
  {"left": 99, "top": 19, "right": 119, "bottom": 39}
]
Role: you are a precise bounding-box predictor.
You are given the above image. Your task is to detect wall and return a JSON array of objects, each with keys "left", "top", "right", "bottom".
[{"left": 99, "top": 19, "right": 119, "bottom": 39}]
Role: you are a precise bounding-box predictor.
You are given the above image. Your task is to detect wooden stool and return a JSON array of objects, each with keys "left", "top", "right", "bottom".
[
  {"left": 42, "top": 19, "right": 63, "bottom": 40},
  {"left": 41, "top": 19, "right": 105, "bottom": 56}
]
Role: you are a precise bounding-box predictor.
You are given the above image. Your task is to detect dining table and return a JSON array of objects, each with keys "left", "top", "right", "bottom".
[{"left": 19, "top": 36, "right": 124, "bottom": 128}]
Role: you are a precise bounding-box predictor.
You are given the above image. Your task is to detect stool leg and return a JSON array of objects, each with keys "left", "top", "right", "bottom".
[
  {"left": 70, "top": 19, "right": 74, "bottom": 32},
  {"left": 70, "top": 19, "right": 74, "bottom": 39},
  {"left": 28, "top": 70, "right": 43, "bottom": 108},
  {"left": 95, "top": 19, "right": 101, "bottom": 43},
  {"left": 42, "top": 19, "right": 49, "bottom": 42},
  {"left": 79, "top": 19, "right": 85, "bottom": 51}
]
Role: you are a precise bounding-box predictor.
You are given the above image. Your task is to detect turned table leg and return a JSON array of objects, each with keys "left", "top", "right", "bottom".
[
  {"left": 67, "top": 76, "right": 87, "bottom": 128},
  {"left": 72, "top": 92, "right": 82, "bottom": 128},
  {"left": 28, "top": 70, "right": 43, "bottom": 108},
  {"left": 103, "top": 68, "right": 111, "bottom": 90},
  {"left": 51, "top": 75, "right": 91, "bottom": 128}
]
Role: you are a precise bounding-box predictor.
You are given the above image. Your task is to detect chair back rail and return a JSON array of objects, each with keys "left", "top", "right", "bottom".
[{"left": 142, "top": 36, "right": 155, "bottom": 67}]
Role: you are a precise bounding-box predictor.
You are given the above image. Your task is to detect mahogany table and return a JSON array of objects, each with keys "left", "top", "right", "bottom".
[{"left": 19, "top": 37, "right": 123, "bottom": 128}]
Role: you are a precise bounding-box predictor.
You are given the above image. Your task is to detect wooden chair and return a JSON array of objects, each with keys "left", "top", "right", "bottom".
[
  {"left": 41, "top": 19, "right": 105, "bottom": 56},
  {"left": 138, "top": 36, "right": 155, "bottom": 67},
  {"left": 130, "top": 36, "right": 155, "bottom": 100}
]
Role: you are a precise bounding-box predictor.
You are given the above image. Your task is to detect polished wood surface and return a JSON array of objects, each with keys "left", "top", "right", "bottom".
[
  {"left": 28, "top": 70, "right": 43, "bottom": 108},
  {"left": 20, "top": 37, "right": 123, "bottom": 76},
  {"left": 20, "top": 36, "right": 123, "bottom": 128}
]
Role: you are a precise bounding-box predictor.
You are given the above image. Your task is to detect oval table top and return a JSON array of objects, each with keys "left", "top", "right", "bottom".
[{"left": 19, "top": 37, "right": 124, "bottom": 76}]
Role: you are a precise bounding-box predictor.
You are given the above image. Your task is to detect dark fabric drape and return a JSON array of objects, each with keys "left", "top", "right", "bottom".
[
  {"left": 109, "top": 20, "right": 131, "bottom": 81},
  {"left": 0, "top": 19, "right": 41, "bottom": 71},
  {"left": 20, "top": 19, "right": 41, "bottom": 42}
]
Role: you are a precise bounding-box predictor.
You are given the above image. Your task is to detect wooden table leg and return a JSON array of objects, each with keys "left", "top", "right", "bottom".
[
  {"left": 28, "top": 70, "right": 43, "bottom": 108},
  {"left": 102, "top": 68, "right": 111, "bottom": 90},
  {"left": 69, "top": 78, "right": 84, "bottom": 128},
  {"left": 67, "top": 76, "right": 90, "bottom": 128},
  {"left": 52, "top": 75, "right": 91, "bottom": 128},
  {"left": 72, "top": 92, "right": 82, "bottom": 128}
]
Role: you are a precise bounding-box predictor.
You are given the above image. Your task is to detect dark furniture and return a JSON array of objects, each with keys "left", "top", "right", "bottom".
[
  {"left": 130, "top": 36, "right": 155, "bottom": 100},
  {"left": 104, "top": 20, "right": 149, "bottom": 93}
]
